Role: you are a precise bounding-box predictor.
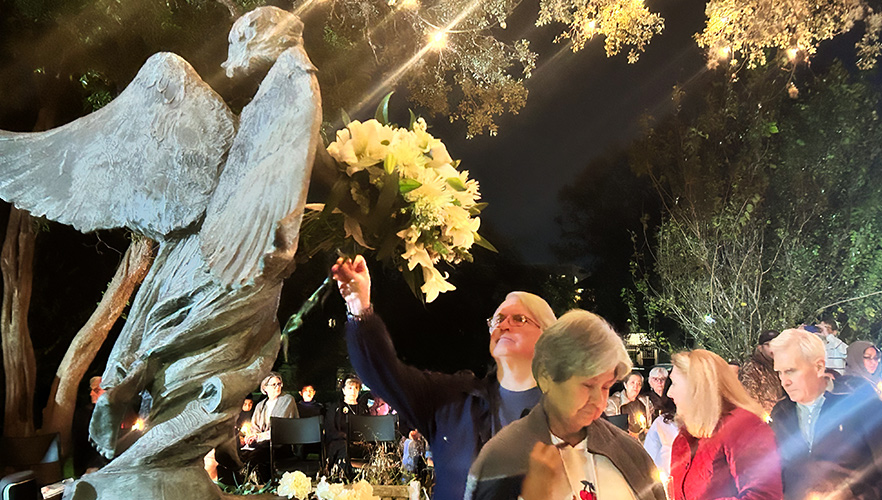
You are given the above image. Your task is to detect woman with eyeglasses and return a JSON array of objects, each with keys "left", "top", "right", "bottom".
[
  {"left": 240, "top": 372, "right": 298, "bottom": 481},
  {"left": 838, "top": 341, "right": 882, "bottom": 396},
  {"left": 331, "top": 255, "right": 556, "bottom": 500}
]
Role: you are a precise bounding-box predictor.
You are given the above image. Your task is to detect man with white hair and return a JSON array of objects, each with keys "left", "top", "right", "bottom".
[
  {"left": 332, "top": 255, "right": 558, "bottom": 500},
  {"left": 769, "top": 328, "right": 882, "bottom": 499}
]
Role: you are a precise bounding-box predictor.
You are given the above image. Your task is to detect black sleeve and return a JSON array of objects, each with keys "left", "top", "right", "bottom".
[{"left": 346, "top": 312, "right": 478, "bottom": 443}]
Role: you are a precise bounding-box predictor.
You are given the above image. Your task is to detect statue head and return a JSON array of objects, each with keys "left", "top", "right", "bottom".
[{"left": 222, "top": 6, "right": 304, "bottom": 78}]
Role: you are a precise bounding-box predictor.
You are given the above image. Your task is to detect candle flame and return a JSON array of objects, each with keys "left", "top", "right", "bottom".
[{"left": 132, "top": 418, "right": 145, "bottom": 431}]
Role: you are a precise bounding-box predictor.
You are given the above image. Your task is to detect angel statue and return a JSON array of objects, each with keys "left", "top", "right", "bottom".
[{"left": 0, "top": 6, "right": 320, "bottom": 499}]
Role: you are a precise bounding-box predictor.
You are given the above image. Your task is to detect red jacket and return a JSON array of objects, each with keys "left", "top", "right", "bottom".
[{"left": 671, "top": 407, "right": 783, "bottom": 500}]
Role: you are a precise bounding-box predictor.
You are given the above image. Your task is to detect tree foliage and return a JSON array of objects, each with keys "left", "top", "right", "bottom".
[{"left": 631, "top": 61, "right": 882, "bottom": 360}]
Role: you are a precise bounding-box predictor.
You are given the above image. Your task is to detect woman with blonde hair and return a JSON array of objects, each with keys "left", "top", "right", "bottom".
[{"left": 668, "top": 350, "right": 782, "bottom": 500}]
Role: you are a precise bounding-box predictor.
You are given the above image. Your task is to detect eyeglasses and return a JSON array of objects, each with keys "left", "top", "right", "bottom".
[
  {"left": 487, "top": 313, "right": 540, "bottom": 331},
  {"left": 864, "top": 354, "right": 881, "bottom": 361},
  {"left": 649, "top": 377, "right": 667, "bottom": 382},
  {"left": 266, "top": 382, "right": 282, "bottom": 388}
]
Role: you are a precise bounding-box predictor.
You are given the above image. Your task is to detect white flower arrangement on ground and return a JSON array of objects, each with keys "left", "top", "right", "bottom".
[
  {"left": 312, "top": 99, "right": 494, "bottom": 303},
  {"left": 277, "top": 471, "right": 312, "bottom": 499},
  {"left": 314, "top": 477, "right": 379, "bottom": 500}
]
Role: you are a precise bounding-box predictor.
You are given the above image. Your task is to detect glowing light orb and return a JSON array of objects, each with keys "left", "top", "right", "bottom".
[{"left": 429, "top": 30, "right": 448, "bottom": 50}]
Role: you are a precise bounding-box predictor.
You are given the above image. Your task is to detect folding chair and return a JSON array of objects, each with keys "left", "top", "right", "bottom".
[
  {"left": 0, "top": 471, "right": 39, "bottom": 500},
  {"left": 0, "top": 433, "right": 62, "bottom": 488},
  {"left": 270, "top": 416, "right": 325, "bottom": 479},
  {"left": 346, "top": 414, "right": 397, "bottom": 469}
]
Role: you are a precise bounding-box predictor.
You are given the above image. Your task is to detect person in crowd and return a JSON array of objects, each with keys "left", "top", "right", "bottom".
[
  {"left": 622, "top": 367, "right": 668, "bottom": 440},
  {"left": 609, "top": 371, "right": 653, "bottom": 439},
  {"left": 739, "top": 329, "right": 785, "bottom": 414},
  {"left": 237, "top": 394, "right": 254, "bottom": 433},
  {"left": 769, "top": 329, "right": 882, "bottom": 499},
  {"left": 643, "top": 376, "right": 678, "bottom": 481},
  {"left": 331, "top": 255, "right": 556, "bottom": 500},
  {"left": 296, "top": 384, "right": 324, "bottom": 418},
  {"left": 814, "top": 319, "right": 848, "bottom": 375},
  {"left": 325, "top": 374, "right": 369, "bottom": 476},
  {"left": 606, "top": 371, "right": 650, "bottom": 417},
  {"left": 73, "top": 376, "right": 109, "bottom": 475},
  {"left": 645, "top": 366, "right": 668, "bottom": 416},
  {"left": 401, "top": 429, "right": 429, "bottom": 478},
  {"left": 240, "top": 372, "right": 298, "bottom": 481},
  {"left": 836, "top": 341, "right": 881, "bottom": 396},
  {"left": 465, "top": 310, "right": 665, "bottom": 500},
  {"left": 668, "top": 349, "right": 783, "bottom": 500},
  {"left": 368, "top": 395, "right": 394, "bottom": 416}
]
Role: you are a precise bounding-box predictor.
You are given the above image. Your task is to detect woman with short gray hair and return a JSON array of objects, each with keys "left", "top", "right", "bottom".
[{"left": 466, "top": 310, "right": 666, "bottom": 500}]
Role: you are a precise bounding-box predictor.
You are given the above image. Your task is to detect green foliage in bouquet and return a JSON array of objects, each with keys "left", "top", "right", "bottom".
[{"left": 301, "top": 94, "right": 495, "bottom": 304}]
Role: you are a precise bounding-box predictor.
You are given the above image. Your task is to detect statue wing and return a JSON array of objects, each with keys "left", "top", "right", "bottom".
[
  {"left": 0, "top": 53, "right": 237, "bottom": 240},
  {"left": 199, "top": 47, "right": 321, "bottom": 287}
]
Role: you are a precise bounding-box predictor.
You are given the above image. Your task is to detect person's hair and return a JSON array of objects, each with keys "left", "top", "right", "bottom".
[
  {"left": 819, "top": 317, "right": 839, "bottom": 332},
  {"left": 649, "top": 366, "right": 668, "bottom": 379},
  {"left": 499, "top": 291, "right": 557, "bottom": 329},
  {"left": 658, "top": 376, "right": 677, "bottom": 424},
  {"left": 624, "top": 371, "right": 644, "bottom": 385},
  {"left": 769, "top": 328, "right": 825, "bottom": 365},
  {"left": 532, "top": 310, "right": 632, "bottom": 383},
  {"left": 260, "top": 371, "right": 283, "bottom": 395},
  {"left": 89, "top": 376, "right": 102, "bottom": 390},
  {"left": 341, "top": 374, "right": 361, "bottom": 390},
  {"left": 671, "top": 350, "right": 765, "bottom": 438}
]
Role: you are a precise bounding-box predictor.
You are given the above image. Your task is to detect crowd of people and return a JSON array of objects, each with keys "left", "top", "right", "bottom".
[
  {"left": 73, "top": 253, "right": 881, "bottom": 500},
  {"left": 331, "top": 255, "right": 882, "bottom": 500}
]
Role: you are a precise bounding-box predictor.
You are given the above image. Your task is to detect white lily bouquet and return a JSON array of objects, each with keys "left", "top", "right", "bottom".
[{"left": 300, "top": 96, "right": 494, "bottom": 303}]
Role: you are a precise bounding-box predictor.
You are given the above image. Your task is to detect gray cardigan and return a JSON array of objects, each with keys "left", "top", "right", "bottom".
[
  {"left": 251, "top": 393, "right": 298, "bottom": 441},
  {"left": 465, "top": 400, "right": 666, "bottom": 500}
]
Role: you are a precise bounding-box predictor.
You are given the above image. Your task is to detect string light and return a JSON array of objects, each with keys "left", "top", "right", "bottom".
[{"left": 428, "top": 29, "right": 448, "bottom": 50}]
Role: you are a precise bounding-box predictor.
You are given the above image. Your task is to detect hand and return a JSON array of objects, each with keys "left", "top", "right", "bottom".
[
  {"left": 521, "top": 442, "right": 564, "bottom": 500},
  {"left": 331, "top": 255, "right": 371, "bottom": 316},
  {"left": 244, "top": 434, "right": 257, "bottom": 446}
]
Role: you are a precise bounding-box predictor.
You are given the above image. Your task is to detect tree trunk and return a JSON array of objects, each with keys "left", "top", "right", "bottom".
[
  {"left": 1, "top": 207, "right": 37, "bottom": 437},
  {"left": 41, "top": 237, "right": 155, "bottom": 455}
]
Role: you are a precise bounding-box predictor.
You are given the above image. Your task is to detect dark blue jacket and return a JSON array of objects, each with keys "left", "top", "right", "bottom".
[
  {"left": 346, "top": 313, "right": 501, "bottom": 500},
  {"left": 770, "top": 390, "right": 882, "bottom": 500}
]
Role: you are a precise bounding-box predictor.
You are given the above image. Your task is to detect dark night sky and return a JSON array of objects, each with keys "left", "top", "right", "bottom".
[{"left": 438, "top": 0, "right": 708, "bottom": 263}]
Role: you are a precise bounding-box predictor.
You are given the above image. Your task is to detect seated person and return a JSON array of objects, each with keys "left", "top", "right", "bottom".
[
  {"left": 237, "top": 395, "right": 255, "bottom": 438},
  {"left": 296, "top": 384, "right": 325, "bottom": 418},
  {"left": 325, "top": 374, "right": 369, "bottom": 477},
  {"left": 240, "top": 372, "right": 298, "bottom": 482},
  {"left": 368, "top": 395, "right": 394, "bottom": 416},
  {"left": 73, "top": 376, "right": 109, "bottom": 476}
]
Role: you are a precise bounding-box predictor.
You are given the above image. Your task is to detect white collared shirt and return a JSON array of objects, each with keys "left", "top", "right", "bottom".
[{"left": 550, "top": 433, "right": 638, "bottom": 500}]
